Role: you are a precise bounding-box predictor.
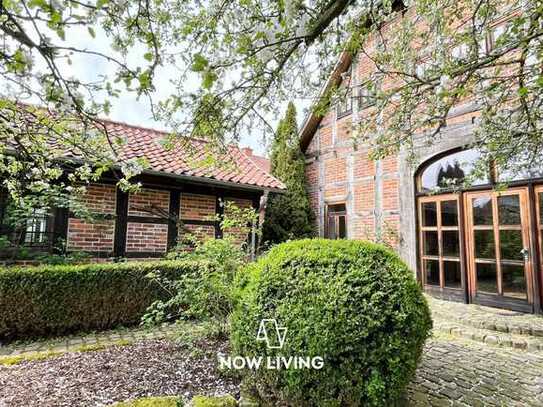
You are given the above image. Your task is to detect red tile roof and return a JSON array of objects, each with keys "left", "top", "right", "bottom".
[{"left": 102, "top": 120, "right": 284, "bottom": 191}]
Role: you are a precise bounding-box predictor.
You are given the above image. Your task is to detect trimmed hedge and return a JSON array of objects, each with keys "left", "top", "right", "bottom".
[
  {"left": 231, "top": 239, "right": 432, "bottom": 407},
  {"left": 0, "top": 260, "right": 213, "bottom": 340}
]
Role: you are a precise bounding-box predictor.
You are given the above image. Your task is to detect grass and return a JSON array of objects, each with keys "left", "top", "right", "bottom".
[
  {"left": 0, "top": 350, "right": 63, "bottom": 366},
  {"left": 111, "top": 396, "right": 183, "bottom": 406}
]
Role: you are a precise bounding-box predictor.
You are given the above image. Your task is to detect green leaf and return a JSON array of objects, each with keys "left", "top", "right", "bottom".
[
  {"left": 143, "top": 52, "right": 154, "bottom": 62},
  {"left": 191, "top": 53, "right": 208, "bottom": 72},
  {"left": 87, "top": 27, "right": 96, "bottom": 38},
  {"left": 202, "top": 70, "right": 217, "bottom": 90}
]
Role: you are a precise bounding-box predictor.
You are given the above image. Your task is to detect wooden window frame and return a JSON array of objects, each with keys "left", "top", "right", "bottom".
[
  {"left": 463, "top": 188, "right": 534, "bottom": 304},
  {"left": 418, "top": 194, "right": 463, "bottom": 290}
]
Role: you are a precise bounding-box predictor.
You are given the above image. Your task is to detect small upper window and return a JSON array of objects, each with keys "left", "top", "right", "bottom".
[
  {"left": 336, "top": 88, "right": 352, "bottom": 117},
  {"left": 356, "top": 83, "right": 376, "bottom": 110},
  {"left": 419, "top": 149, "right": 490, "bottom": 193}
]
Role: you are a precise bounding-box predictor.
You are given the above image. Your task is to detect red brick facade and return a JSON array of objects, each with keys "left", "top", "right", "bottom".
[
  {"left": 302, "top": 48, "right": 403, "bottom": 249},
  {"left": 65, "top": 183, "right": 258, "bottom": 256},
  {"left": 128, "top": 188, "right": 170, "bottom": 217},
  {"left": 67, "top": 184, "right": 116, "bottom": 252},
  {"left": 223, "top": 197, "right": 254, "bottom": 246},
  {"left": 180, "top": 194, "right": 216, "bottom": 221},
  {"left": 126, "top": 222, "right": 168, "bottom": 252}
]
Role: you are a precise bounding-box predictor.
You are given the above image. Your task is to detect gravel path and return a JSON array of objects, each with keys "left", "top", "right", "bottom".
[{"left": 0, "top": 340, "right": 240, "bottom": 407}]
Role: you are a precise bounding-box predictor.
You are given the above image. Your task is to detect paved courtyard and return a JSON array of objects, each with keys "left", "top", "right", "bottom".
[
  {"left": 0, "top": 297, "right": 542, "bottom": 406},
  {"left": 407, "top": 333, "right": 543, "bottom": 406}
]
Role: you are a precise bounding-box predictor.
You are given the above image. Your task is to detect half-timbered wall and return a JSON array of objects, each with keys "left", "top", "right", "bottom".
[{"left": 61, "top": 177, "right": 261, "bottom": 259}]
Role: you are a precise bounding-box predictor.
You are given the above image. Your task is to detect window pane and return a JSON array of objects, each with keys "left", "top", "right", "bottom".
[
  {"left": 473, "top": 197, "right": 493, "bottom": 226},
  {"left": 423, "top": 231, "right": 439, "bottom": 256},
  {"left": 327, "top": 216, "right": 336, "bottom": 239},
  {"left": 499, "top": 230, "right": 523, "bottom": 261},
  {"left": 424, "top": 259, "right": 440, "bottom": 286},
  {"left": 420, "top": 149, "right": 488, "bottom": 192},
  {"left": 444, "top": 261, "right": 462, "bottom": 288},
  {"left": 498, "top": 195, "right": 521, "bottom": 225},
  {"left": 474, "top": 230, "right": 495, "bottom": 259},
  {"left": 441, "top": 200, "right": 458, "bottom": 226},
  {"left": 422, "top": 202, "right": 437, "bottom": 227},
  {"left": 338, "top": 216, "right": 347, "bottom": 239},
  {"left": 442, "top": 231, "right": 460, "bottom": 257},
  {"left": 329, "top": 204, "right": 346, "bottom": 214},
  {"left": 502, "top": 263, "right": 527, "bottom": 300},
  {"left": 476, "top": 263, "right": 498, "bottom": 293}
]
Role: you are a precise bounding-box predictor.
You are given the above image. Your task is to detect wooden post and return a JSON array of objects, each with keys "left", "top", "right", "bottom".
[
  {"left": 215, "top": 195, "right": 224, "bottom": 239},
  {"left": 52, "top": 207, "right": 69, "bottom": 253},
  {"left": 167, "top": 190, "right": 181, "bottom": 250},
  {"left": 114, "top": 188, "right": 129, "bottom": 258}
]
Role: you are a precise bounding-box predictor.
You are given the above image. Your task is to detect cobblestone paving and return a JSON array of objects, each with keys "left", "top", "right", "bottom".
[{"left": 407, "top": 333, "right": 543, "bottom": 407}]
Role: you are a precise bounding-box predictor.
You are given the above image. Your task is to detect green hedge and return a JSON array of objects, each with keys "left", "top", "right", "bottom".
[
  {"left": 0, "top": 260, "right": 213, "bottom": 340},
  {"left": 231, "top": 239, "right": 432, "bottom": 406}
]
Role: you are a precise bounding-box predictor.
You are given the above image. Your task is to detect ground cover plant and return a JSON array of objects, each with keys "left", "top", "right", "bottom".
[{"left": 231, "top": 239, "right": 432, "bottom": 406}]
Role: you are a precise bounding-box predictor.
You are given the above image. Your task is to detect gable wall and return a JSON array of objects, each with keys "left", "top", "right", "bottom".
[{"left": 303, "top": 6, "right": 485, "bottom": 270}]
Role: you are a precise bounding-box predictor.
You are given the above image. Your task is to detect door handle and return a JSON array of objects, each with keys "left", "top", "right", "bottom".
[{"left": 520, "top": 248, "right": 530, "bottom": 261}]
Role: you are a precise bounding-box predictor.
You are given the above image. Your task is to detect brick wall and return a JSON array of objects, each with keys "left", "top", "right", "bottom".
[
  {"left": 178, "top": 193, "right": 217, "bottom": 243},
  {"left": 128, "top": 188, "right": 170, "bottom": 217},
  {"left": 126, "top": 222, "right": 168, "bottom": 253},
  {"left": 181, "top": 224, "right": 215, "bottom": 242},
  {"left": 180, "top": 193, "right": 216, "bottom": 221},
  {"left": 67, "top": 184, "right": 116, "bottom": 252}
]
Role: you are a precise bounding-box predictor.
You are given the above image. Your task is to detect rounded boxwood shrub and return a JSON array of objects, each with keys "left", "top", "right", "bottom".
[{"left": 230, "top": 239, "right": 432, "bottom": 406}]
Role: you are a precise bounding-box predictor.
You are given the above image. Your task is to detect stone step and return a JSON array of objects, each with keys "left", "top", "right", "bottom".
[
  {"left": 432, "top": 309, "right": 543, "bottom": 339},
  {"left": 433, "top": 321, "right": 543, "bottom": 352},
  {"left": 426, "top": 296, "right": 543, "bottom": 339}
]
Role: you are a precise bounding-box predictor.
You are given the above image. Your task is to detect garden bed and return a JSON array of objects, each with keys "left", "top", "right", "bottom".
[{"left": 0, "top": 338, "right": 239, "bottom": 406}]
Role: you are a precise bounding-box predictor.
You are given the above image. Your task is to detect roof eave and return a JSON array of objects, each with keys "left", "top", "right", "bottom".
[
  {"left": 299, "top": 51, "right": 353, "bottom": 152},
  {"left": 141, "top": 168, "right": 286, "bottom": 194}
]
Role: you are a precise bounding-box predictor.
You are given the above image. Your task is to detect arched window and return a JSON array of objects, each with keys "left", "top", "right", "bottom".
[{"left": 418, "top": 149, "right": 490, "bottom": 193}]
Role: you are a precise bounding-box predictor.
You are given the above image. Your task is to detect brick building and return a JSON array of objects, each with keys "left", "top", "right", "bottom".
[
  {"left": 0, "top": 120, "right": 284, "bottom": 260},
  {"left": 301, "top": 9, "right": 543, "bottom": 313}
]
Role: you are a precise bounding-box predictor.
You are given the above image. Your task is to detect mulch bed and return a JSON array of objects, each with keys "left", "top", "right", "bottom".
[{"left": 0, "top": 339, "right": 240, "bottom": 406}]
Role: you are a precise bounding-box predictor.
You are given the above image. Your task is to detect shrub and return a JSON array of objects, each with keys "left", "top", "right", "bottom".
[
  {"left": 0, "top": 260, "right": 212, "bottom": 340},
  {"left": 230, "top": 239, "right": 432, "bottom": 407},
  {"left": 145, "top": 238, "right": 246, "bottom": 331},
  {"left": 192, "top": 395, "right": 237, "bottom": 407}
]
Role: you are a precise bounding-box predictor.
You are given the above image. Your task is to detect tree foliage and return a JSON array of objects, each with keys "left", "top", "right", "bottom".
[{"left": 262, "top": 102, "right": 314, "bottom": 244}]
